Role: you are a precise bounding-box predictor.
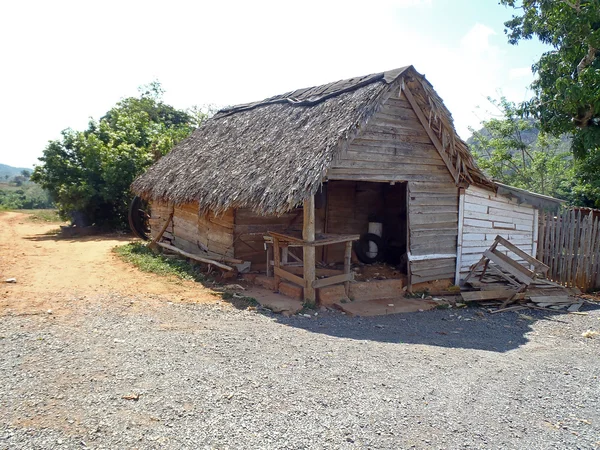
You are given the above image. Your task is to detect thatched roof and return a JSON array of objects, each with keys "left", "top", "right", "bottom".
[{"left": 132, "top": 66, "right": 491, "bottom": 215}]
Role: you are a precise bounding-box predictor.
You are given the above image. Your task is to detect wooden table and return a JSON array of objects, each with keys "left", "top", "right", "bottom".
[{"left": 265, "top": 231, "right": 360, "bottom": 297}]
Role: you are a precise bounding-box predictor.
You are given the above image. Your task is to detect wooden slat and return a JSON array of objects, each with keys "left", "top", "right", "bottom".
[
  {"left": 157, "top": 242, "right": 233, "bottom": 271},
  {"left": 494, "top": 235, "right": 548, "bottom": 273},
  {"left": 274, "top": 266, "right": 305, "bottom": 287},
  {"left": 303, "top": 196, "right": 316, "bottom": 305},
  {"left": 461, "top": 289, "right": 520, "bottom": 302},
  {"left": 401, "top": 84, "right": 458, "bottom": 184},
  {"left": 312, "top": 272, "right": 353, "bottom": 289},
  {"left": 483, "top": 249, "right": 534, "bottom": 285}
]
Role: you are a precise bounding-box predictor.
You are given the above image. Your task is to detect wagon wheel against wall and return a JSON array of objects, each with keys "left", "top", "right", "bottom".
[{"left": 128, "top": 196, "right": 151, "bottom": 241}]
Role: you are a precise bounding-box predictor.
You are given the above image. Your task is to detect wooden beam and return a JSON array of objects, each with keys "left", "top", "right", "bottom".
[
  {"left": 148, "top": 212, "right": 173, "bottom": 251},
  {"left": 532, "top": 209, "right": 539, "bottom": 262},
  {"left": 273, "top": 237, "right": 281, "bottom": 291},
  {"left": 402, "top": 83, "right": 459, "bottom": 185},
  {"left": 156, "top": 242, "right": 234, "bottom": 271},
  {"left": 455, "top": 188, "right": 465, "bottom": 285},
  {"left": 495, "top": 235, "right": 548, "bottom": 274},
  {"left": 281, "top": 247, "right": 289, "bottom": 265},
  {"left": 461, "top": 289, "right": 521, "bottom": 302},
  {"left": 483, "top": 249, "right": 534, "bottom": 285},
  {"left": 303, "top": 196, "right": 316, "bottom": 306},
  {"left": 266, "top": 243, "right": 273, "bottom": 277},
  {"left": 274, "top": 266, "right": 305, "bottom": 287},
  {"left": 343, "top": 241, "right": 353, "bottom": 296},
  {"left": 312, "top": 272, "right": 353, "bottom": 289}
]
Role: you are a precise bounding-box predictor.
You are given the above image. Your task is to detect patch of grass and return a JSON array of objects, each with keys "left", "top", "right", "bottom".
[
  {"left": 114, "top": 242, "right": 207, "bottom": 282},
  {"left": 23, "top": 209, "right": 62, "bottom": 223}
]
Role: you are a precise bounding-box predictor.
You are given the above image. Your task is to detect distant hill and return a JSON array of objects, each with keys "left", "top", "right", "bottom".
[
  {"left": 0, "top": 163, "right": 33, "bottom": 180},
  {"left": 466, "top": 121, "right": 572, "bottom": 153}
]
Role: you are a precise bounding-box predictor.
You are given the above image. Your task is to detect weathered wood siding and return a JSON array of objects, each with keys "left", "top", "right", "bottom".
[
  {"left": 328, "top": 89, "right": 459, "bottom": 283},
  {"left": 328, "top": 92, "right": 454, "bottom": 184},
  {"left": 408, "top": 182, "right": 459, "bottom": 284},
  {"left": 149, "top": 201, "right": 174, "bottom": 242},
  {"left": 458, "top": 186, "right": 536, "bottom": 276},
  {"left": 155, "top": 202, "right": 235, "bottom": 258},
  {"left": 325, "top": 181, "right": 385, "bottom": 262},
  {"left": 233, "top": 208, "right": 304, "bottom": 265}
]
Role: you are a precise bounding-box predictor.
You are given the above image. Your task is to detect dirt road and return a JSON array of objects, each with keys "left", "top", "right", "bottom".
[
  {"left": 1, "top": 211, "right": 600, "bottom": 449},
  {"left": 0, "top": 211, "right": 215, "bottom": 316}
]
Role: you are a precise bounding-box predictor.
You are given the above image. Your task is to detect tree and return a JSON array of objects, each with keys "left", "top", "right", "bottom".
[
  {"left": 32, "top": 82, "right": 206, "bottom": 228},
  {"left": 21, "top": 169, "right": 31, "bottom": 180},
  {"left": 469, "top": 97, "right": 574, "bottom": 200},
  {"left": 500, "top": 0, "right": 600, "bottom": 205}
]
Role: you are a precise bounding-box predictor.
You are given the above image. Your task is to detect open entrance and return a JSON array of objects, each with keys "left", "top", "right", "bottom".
[{"left": 321, "top": 180, "right": 408, "bottom": 275}]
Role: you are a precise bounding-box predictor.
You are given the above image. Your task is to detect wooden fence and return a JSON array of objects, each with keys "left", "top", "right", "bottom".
[{"left": 538, "top": 210, "right": 600, "bottom": 291}]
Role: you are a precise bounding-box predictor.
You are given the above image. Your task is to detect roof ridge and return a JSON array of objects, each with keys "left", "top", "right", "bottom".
[{"left": 216, "top": 67, "right": 411, "bottom": 119}]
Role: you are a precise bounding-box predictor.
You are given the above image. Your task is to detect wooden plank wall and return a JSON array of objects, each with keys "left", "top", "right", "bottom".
[
  {"left": 408, "top": 182, "right": 459, "bottom": 284},
  {"left": 170, "top": 203, "right": 235, "bottom": 258},
  {"left": 233, "top": 208, "right": 304, "bottom": 265},
  {"left": 538, "top": 209, "right": 600, "bottom": 290},
  {"left": 459, "top": 186, "right": 536, "bottom": 276},
  {"left": 328, "top": 91, "right": 455, "bottom": 184},
  {"left": 327, "top": 89, "right": 461, "bottom": 283},
  {"left": 149, "top": 201, "right": 174, "bottom": 242},
  {"left": 326, "top": 181, "right": 384, "bottom": 262}
]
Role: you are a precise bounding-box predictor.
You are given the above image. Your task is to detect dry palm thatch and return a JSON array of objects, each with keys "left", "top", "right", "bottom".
[{"left": 132, "top": 66, "right": 491, "bottom": 215}]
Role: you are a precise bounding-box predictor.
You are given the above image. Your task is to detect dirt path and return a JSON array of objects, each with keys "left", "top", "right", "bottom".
[{"left": 0, "top": 211, "right": 216, "bottom": 316}]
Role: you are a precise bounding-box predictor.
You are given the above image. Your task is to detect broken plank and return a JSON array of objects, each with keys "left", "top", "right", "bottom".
[
  {"left": 460, "top": 289, "right": 520, "bottom": 302},
  {"left": 529, "top": 295, "right": 572, "bottom": 304},
  {"left": 157, "top": 242, "right": 234, "bottom": 271},
  {"left": 490, "top": 305, "right": 527, "bottom": 314},
  {"left": 483, "top": 249, "right": 534, "bottom": 285}
]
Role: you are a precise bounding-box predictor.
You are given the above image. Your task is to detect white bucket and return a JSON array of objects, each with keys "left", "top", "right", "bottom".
[{"left": 367, "top": 222, "right": 383, "bottom": 258}]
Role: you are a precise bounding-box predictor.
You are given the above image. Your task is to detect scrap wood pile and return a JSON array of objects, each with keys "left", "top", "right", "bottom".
[{"left": 460, "top": 235, "right": 585, "bottom": 313}]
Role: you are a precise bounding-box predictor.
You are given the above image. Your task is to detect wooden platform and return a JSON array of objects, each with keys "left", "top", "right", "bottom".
[{"left": 334, "top": 297, "right": 437, "bottom": 316}]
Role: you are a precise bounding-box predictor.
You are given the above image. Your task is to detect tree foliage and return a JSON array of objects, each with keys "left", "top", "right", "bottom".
[
  {"left": 32, "top": 83, "right": 205, "bottom": 228},
  {"left": 0, "top": 183, "right": 53, "bottom": 210},
  {"left": 500, "top": 0, "right": 600, "bottom": 205},
  {"left": 469, "top": 97, "right": 574, "bottom": 200}
]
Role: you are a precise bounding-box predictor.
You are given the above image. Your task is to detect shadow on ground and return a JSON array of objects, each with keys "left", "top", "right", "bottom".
[
  {"left": 23, "top": 232, "right": 133, "bottom": 243},
  {"left": 23, "top": 229, "right": 600, "bottom": 354},
  {"left": 264, "top": 302, "right": 600, "bottom": 353}
]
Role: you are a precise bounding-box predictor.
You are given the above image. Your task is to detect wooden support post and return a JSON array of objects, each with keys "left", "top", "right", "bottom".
[
  {"left": 266, "top": 243, "right": 273, "bottom": 277},
  {"left": 303, "top": 195, "right": 316, "bottom": 306},
  {"left": 455, "top": 188, "right": 465, "bottom": 285},
  {"left": 148, "top": 212, "right": 173, "bottom": 252},
  {"left": 273, "top": 237, "right": 281, "bottom": 292},
  {"left": 281, "top": 246, "right": 289, "bottom": 266},
  {"left": 343, "top": 241, "right": 352, "bottom": 296}
]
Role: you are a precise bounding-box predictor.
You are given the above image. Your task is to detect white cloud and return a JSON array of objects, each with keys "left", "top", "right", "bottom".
[
  {"left": 0, "top": 1, "right": 537, "bottom": 166},
  {"left": 460, "top": 23, "right": 496, "bottom": 53}
]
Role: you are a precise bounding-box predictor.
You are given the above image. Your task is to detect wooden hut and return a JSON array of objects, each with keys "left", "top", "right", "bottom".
[{"left": 132, "top": 66, "right": 561, "bottom": 304}]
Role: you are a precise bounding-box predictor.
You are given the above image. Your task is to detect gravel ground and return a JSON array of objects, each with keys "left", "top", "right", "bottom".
[{"left": 1, "top": 295, "right": 599, "bottom": 450}]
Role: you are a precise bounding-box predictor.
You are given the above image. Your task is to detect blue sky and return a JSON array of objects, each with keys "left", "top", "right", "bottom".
[{"left": 0, "top": 0, "right": 549, "bottom": 168}]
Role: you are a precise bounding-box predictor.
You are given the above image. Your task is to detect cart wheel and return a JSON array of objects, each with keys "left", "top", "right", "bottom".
[{"left": 128, "top": 196, "right": 151, "bottom": 240}]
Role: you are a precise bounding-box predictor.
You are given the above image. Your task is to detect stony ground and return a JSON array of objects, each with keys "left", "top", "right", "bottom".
[
  {"left": 1, "top": 211, "right": 600, "bottom": 449},
  {"left": 2, "top": 295, "right": 599, "bottom": 449}
]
